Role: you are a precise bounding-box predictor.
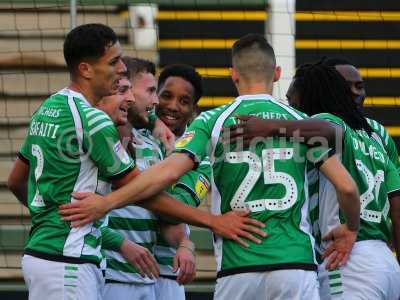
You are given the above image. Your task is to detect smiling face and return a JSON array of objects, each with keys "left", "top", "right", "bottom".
[
  {"left": 129, "top": 72, "right": 158, "bottom": 128},
  {"left": 156, "top": 76, "right": 196, "bottom": 136},
  {"left": 89, "top": 41, "right": 127, "bottom": 100},
  {"left": 96, "top": 77, "right": 134, "bottom": 126}
]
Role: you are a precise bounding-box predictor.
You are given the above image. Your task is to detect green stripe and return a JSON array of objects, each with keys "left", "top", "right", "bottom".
[
  {"left": 156, "top": 256, "right": 174, "bottom": 266},
  {"left": 329, "top": 282, "right": 343, "bottom": 288},
  {"left": 84, "top": 233, "right": 100, "bottom": 248},
  {"left": 80, "top": 254, "right": 102, "bottom": 264},
  {"left": 330, "top": 285, "right": 343, "bottom": 295},
  {"left": 328, "top": 273, "right": 341, "bottom": 280},
  {"left": 64, "top": 266, "right": 78, "bottom": 271},
  {"left": 64, "top": 275, "right": 78, "bottom": 279},
  {"left": 64, "top": 284, "right": 77, "bottom": 288},
  {"left": 108, "top": 217, "right": 158, "bottom": 231}
]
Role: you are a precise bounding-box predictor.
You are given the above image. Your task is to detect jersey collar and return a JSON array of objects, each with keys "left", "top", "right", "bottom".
[
  {"left": 235, "top": 93, "right": 276, "bottom": 102},
  {"left": 57, "top": 87, "right": 92, "bottom": 107}
]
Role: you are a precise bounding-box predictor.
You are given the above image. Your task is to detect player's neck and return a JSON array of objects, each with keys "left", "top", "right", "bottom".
[
  {"left": 237, "top": 81, "right": 273, "bottom": 96},
  {"left": 68, "top": 80, "right": 100, "bottom": 107}
]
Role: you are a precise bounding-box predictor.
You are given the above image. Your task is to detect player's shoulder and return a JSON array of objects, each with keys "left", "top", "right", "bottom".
[
  {"left": 195, "top": 104, "right": 231, "bottom": 124},
  {"left": 243, "top": 95, "right": 309, "bottom": 120},
  {"left": 312, "top": 113, "right": 346, "bottom": 128},
  {"left": 270, "top": 99, "right": 309, "bottom": 120},
  {"left": 80, "top": 106, "right": 114, "bottom": 136},
  {"left": 366, "top": 117, "right": 389, "bottom": 141}
]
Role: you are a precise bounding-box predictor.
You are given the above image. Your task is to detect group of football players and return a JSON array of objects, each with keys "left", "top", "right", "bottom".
[{"left": 8, "top": 23, "right": 400, "bottom": 300}]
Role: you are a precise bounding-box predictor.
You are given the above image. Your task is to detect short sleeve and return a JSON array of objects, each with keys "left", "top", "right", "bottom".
[
  {"left": 173, "top": 159, "right": 212, "bottom": 207},
  {"left": 85, "top": 121, "right": 134, "bottom": 179},
  {"left": 385, "top": 160, "right": 400, "bottom": 198},
  {"left": 173, "top": 115, "right": 211, "bottom": 164},
  {"left": 101, "top": 226, "right": 125, "bottom": 251},
  {"left": 385, "top": 135, "right": 400, "bottom": 175},
  {"left": 18, "top": 136, "right": 31, "bottom": 163},
  {"left": 308, "top": 113, "right": 344, "bottom": 168}
]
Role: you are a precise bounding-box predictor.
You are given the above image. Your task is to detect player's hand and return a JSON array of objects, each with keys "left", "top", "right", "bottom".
[
  {"left": 173, "top": 242, "right": 196, "bottom": 285},
  {"left": 210, "top": 210, "right": 267, "bottom": 247},
  {"left": 59, "top": 192, "right": 111, "bottom": 227},
  {"left": 222, "top": 115, "right": 275, "bottom": 146},
  {"left": 322, "top": 224, "right": 358, "bottom": 270},
  {"left": 120, "top": 239, "right": 160, "bottom": 279},
  {"left": 152, "top": 118, "right": 175, "bottom": 154}
]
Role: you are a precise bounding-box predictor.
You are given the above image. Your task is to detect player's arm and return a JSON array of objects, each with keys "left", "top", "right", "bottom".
[
  {"left": 390, "top": 194, "right": 400, "bottom": 265},
  {"left": 384, "top": 160, "right": 400, "bottom": 263},
  {"left": 318, "top": 155, "right": 360, "bottom": 270},
  {"left": 385, "top": 134, "right": 400, "bottom": 175},
  {"left": 225, "top": 115, "right": 342, "bottom": 147},
  {"left": 101, "top": 226, "right": 160, "bottom": 278},
  {"left": 319, "top": 155, "right": 360, "bottom": 231},
  {"left": 160, "top": 222, "right": 196, "bottom": 284},
  {"left": 7, "top": 157, "right": 29, "bottom": 207}
]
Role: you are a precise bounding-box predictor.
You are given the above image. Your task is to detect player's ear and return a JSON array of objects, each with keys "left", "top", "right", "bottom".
[
  {"left": 231, "top": 67, "right": 239, "bottom": 86},
  {"left": 78, "top": 62, "right": 93, "bottom": 80},
  {"left": 273, "top": 66, "right": 281, "bottom": 82}
]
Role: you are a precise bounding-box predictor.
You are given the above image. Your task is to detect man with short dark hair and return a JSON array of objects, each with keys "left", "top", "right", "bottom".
[
  {"left": 154, "top": 64, "right": 207, "bottom": 300},
  {"left": 8, "top": 23, "right": 132, "bottom": 300}
]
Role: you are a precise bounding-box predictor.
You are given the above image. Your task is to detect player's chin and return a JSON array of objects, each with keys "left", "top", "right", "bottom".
[
  {"left": 116, "top": 116, "right": 128, "bottom": 126},
  {"left": 159, "top": 115, "right": 179, "bottom": 128}
]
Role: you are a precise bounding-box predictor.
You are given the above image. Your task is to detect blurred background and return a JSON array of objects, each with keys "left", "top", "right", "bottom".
[{"left": 0, "top": 0, "right": 399, "bottom": 299}]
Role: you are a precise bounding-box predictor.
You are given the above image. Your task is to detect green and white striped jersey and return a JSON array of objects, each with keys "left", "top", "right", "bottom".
[
  {"left": 309, "top": 113, "right": 400, "bottom": 258},
  {"left": 366, "top": 117, "right": 400, "bottom": 174},
  {"left": 174, "top": 94, "right": 326, "bottom": 278},
  {"left": 18, "top": 88, "right": 134, "bottom": 265},
  {"left": 103, "top": 128, "right": 161, "bottom": 284},
  {"left": 155, "top": 158, "right": 212, "bottom": 277}
]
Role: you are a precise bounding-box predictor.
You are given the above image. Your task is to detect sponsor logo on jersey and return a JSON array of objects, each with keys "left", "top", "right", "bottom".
[
  {"left": 195, "top": 174, "right": 210, "bottom": 200},
  {"left": 114, "top": 141, "right": 131, "bottom": 164},
  {"left": 175, "top": 131, "right": 195, "bottom": 148}
]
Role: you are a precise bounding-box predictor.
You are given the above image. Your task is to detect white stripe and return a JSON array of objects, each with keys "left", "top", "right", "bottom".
[
  {"left": 384, "top": 134, "right": 389, "bottom": 146},
  {"left": 86, "top": 109, "right": 101, "bottom": 118},
  {"left": 300, "top": 167, "right": 317, "bottom": 264},
  {"left": 159, "top": 264, "right": 174, "bottom": 276},
  {"left": 89, "top": 121, "right": 114, "bottom": 136},
  {"left": 209, "top": 100, "right": 243, "bottom": 272},
  {"left": 105, "top": 267, "right": 155, "bottom": 284},
  {"left": 132, "top": 129, "right": 164, "bottom": 160},
  {"left": 109, "top": 206, "right": 156, "bottom": 220},
  {"left": 330, "top": 285, "right": 343, "bottom": 294},
  {"left": 63, "top": 95, "right": 99, "bottom": 258},
  {"left": 307, "top": 168, "right": 319, "bottom": 185},
  {"left": 380, "top": 124, "right": 385, "bottom": 138},
  {"left": 113, "top": 229, "right": 157, "bottom": 244},
  {"left": 329, "top": 277, "right": 342, "bottom": 285},
  {"left": 88, "top": 114, "right": 110, "bottom": 126},
  {"left": 105, "top": 250, "right": 127, "bottom": 263},
  {"left": 309, "top": 193, "right": 319, "bottom": 212},
  {"left": 154, "top": 245, "right": 176, "bottom": 257}
]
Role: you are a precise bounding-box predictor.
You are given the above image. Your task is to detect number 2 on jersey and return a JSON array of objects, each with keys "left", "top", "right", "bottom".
[
  {"left": 355, "top": 159, "right": 386, "bottom": 223},
  {"left": 31, "top": 144, "right": 45, "bottom": 207},
  {"left": 226, "top": 148, "right": 298, "bottom": 212}
]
